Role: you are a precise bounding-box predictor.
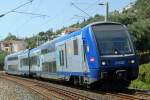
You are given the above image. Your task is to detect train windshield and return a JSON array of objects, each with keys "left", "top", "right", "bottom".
[{"left": 92, "top": 24, "right": 134, "bottom": 56}]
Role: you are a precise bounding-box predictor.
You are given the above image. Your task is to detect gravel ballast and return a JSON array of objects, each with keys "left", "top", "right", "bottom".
[{"left": 0, "top": 77, "right": 44, "bottom": 100}]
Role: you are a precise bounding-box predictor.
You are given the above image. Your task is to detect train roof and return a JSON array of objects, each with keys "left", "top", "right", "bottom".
[
  {"left": 38, "top": 41, "right": 51, "bottom": 48},
  {"left": 38, "top": 36, "right": 62, "bottom": 48},
  {"left": 87, "top": 21, "right": 123, "bottom": 27},
  {"left": 6, "top": 50, "right": 26, "bottom": 58}
]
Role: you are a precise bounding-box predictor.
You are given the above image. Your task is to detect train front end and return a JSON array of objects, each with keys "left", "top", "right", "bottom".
[{"left": 86, "top": 22, "right": 139, "bottom": 85}]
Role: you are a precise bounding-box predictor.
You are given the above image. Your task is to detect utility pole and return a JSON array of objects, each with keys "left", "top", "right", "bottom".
[
  {"left": 99, "top": 1, "right": 109, "bottom": 22},
  {"left": 36, "top": 34, "right": 39, "bottom": 46},
  {"left": 105, "top": 1, "right": 109, "bottom": 22}
]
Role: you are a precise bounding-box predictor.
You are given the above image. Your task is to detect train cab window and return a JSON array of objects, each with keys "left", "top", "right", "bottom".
[
  {"left": 73, "top": 39, "right": 78, "bottom": 55},
  {"left": 59, "top": 50, "right": 64, "bottom": 66}
]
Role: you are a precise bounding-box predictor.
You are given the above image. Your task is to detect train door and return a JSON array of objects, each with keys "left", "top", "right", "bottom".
[
  {"left": 57, "top": 43, "right": 67, "bottom": 73},
  {"left": 65, "top": 36, "right": 83, "bottom": 73}
]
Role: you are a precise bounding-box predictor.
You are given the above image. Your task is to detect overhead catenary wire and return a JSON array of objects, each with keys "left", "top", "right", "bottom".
[
  {"left": 31, "top": 0, "right": 42, "bottom": 13},
  {"left": 8, "top": 0, "right": 51, "bottom": 34},
  {"left": 84, "top": 0, "right": 100, "bottom": 11},
  {"left": 74, "top": 15, "right": 88, "bottom": 19},
  {"left": 71, "top": 2, "right": 97, "bottom": 5},
  {"left": 0, "top": 0, "right": 34, "bottom": 17},
  {"left": 71, "top": 2, "right": 91, "bottom": 18},
  {"left": 11, "top": 11, "right": 51, "bottom": 18},
  {"left": 59, "top": 1, "right": 98, "bottom": 28},
  {"left": 70, "top": 0, "right": 100, "bottom": 21},
  {"left": 71, "top": 1, "right": 99, "bottom": 6}
]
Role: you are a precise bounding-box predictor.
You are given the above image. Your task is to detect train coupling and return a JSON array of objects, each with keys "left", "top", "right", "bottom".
[{"left": 116, "top": 70, "right": 127, "bottom": 80}]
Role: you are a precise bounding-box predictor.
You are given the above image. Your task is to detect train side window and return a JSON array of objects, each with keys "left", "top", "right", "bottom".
[
  {"left": 8, "top": 65, "right": 17, "bottom": 71},
  {"left": 30, "top": 56, "right": 37, "bottom": 65},
  {"left": 73, "top": 39, "right": 78, "bottom": 55},
  {"left": 59, "top": 50, "right": 64, "bottom": 66},
  {"left": 53, "top": 61, "right": 56, "bottom": 72},
  {"left": 59, "top": 51, "right": 60, "bottom": 65},
  {"left": 42, "top": 62, "right": 49, "bottom": 72},
  {"left": 21, "top": 58, "right": 29, "bottom": 66},
  {"left": 49, "top": 62, "right": 52, "bottom": 72}
]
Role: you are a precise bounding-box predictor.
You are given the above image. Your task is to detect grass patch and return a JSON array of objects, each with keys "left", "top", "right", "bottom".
[{"left": 130, "top": 80, "right": 150, "bottom": 90}]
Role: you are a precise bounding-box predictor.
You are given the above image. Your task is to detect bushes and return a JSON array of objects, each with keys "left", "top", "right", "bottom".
[
  {"left": 130, "top": 63, "right": 150, "bottom": 90},
  {"left": 138, "top": 52, "right": 150, "bottom": 64},
  {"left": 138, "top": 63, "right": 150, "bottom": 83},
  {"left": 130, "top": 80, "right": 150, "bottom": 90}
]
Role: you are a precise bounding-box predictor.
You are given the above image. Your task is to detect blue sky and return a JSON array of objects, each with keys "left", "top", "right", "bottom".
[{"left": 0, "top": 0, "right": 136, "bottom": 40}]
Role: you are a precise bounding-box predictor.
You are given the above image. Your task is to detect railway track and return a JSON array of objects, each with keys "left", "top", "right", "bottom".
[
  {"left": 0, "top": 74, "right": 150, "bottom": 100},
  {"left": 0, "top": 74, "right": 99, "bottom": 100},
  {"left": 106, "top": 92, "right": 150, "bottom": 100}
]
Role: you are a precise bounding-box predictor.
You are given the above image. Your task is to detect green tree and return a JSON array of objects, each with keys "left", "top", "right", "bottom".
[
  {"left": 128, "top": 19, "right": 150, "bottom": 51},
  {"left": 25, "top": 36, "right": 37, "bottom": 48},
  {"left": 4, "top": 33, "right": 19, "bottom": 40},
  {"left": 0, "top": 51, "right": 8, "bottom": 70},
  {"left": 135, "top": 0, "right": 150, "bottom": 19}
]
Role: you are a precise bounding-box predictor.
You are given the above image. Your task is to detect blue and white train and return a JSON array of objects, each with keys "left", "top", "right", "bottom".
[{"left": 4, "top": 22, "right": 139, "bottom": 87}]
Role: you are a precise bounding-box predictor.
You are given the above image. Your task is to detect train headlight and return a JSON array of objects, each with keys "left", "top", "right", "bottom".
[
  {"left": 101, "top": 61, "right": 106, "bottom": 66},
  {"left": 131, "top": 60, "right": 135, "bottom": 64}
]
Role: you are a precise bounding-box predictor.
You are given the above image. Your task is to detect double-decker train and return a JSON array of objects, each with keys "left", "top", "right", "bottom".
[{"left": 4, "top": 22, "right": 139, "bottom": 88}]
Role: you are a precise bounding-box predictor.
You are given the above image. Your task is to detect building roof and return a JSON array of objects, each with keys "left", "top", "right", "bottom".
[{"left": 0, "top": 40, "right": 26, "bottom": 44}]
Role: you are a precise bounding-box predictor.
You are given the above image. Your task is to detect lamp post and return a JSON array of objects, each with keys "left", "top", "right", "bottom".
[{"left": 99, "top": 1, "right": 109, "bottom": 22}]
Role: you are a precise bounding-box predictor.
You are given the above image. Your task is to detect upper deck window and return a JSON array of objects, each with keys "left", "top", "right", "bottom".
[
  {"left": 41, "top": 49, "right": 49, "bottom": 54},
  {"left": 41, "top": 42, "right": 56, "bottom": 55},
  {"left": 7, "top": 56, "right": 18, "bottom": 61}
]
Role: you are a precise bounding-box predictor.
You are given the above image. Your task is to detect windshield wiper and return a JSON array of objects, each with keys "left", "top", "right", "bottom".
[
  {"left": 113, "top": 48, "right": 123, "bottom": 55},
  {"left": 114, "top": 48, "right": 126, "bottom": 56}
]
